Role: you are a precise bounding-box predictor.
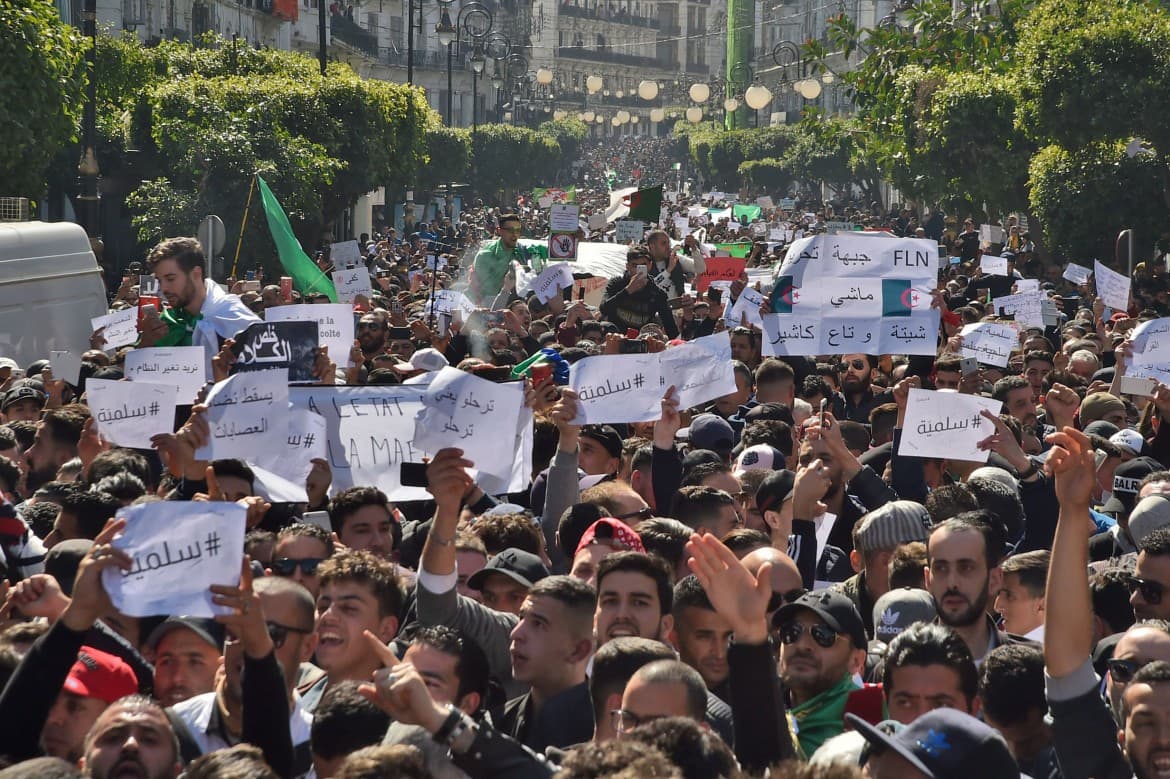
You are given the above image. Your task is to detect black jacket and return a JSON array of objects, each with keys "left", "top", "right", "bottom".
[
  {"left": 502, "top": 680, "right": 593, "bottom": 754},
  {"left": 600, "top": 274, "right": 680, "bottom": 338}
]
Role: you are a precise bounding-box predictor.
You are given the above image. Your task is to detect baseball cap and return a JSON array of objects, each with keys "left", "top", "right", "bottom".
[
  {"left": 680, "top": 414, "right": 735, "bottom": 456},
  {"left": 574, "top": 517, "right": 645, "bottom": 556},
  {"left": 1, "top": 386, "right": 44, "bottom": 412},
  {"left": 1110, "top": 429, "right": 1146, "bottom": 457},
  {"left": 872, "top": 588, "right": 937, "bottom": 643},
  {"left": 145, "top": 616, "right": 226, "bottom": 653},
  {"left": 0, "top": 358, "right": 17, "bottom": 372},
  {"left": 733, "top": 444, "right": 786, "bottom": 475},
  {"left": 580, "top": 424, "right": 623, "bottom": 460},
  {"left": 754, "top": 469, "right": 796, "bottom": 514},
  {"left": 408, "top": 347, "right": 448, "bottom": 373},
  {"left": 853, "top": 501, "right": 930, "bottom": 553},
  {"left": 742, "top": 402, "right": 794, "bottom": 426},
  {"left": 64, "top": 646, "right": 139, "bottom": 704},
  {"left": 1103, "top": 456, "right": 1163, "bottom": 515},
  {"left": 774, "top": 589, "right": 867, "bottom": 649},
  {"left": 1127, "top": 495, "right": 1170, "bottom": 547},
  {"left": 1079, "top": 392, "right": 1126, "bottom": 426},
  {"left": 849, "top": 708, "right": 1021, "bottom": 779},
  {"left": 1082, "top": 420, "right": 1121, "bottom": 439},
  {"left": 466, "top": 548, "right": 550, "bottom": 591}
]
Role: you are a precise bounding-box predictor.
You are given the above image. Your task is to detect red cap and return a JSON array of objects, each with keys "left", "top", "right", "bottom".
[
  {"left": 63, "top": 646, "right": 138, "bottom": 704},
  {"left": 575, "top": 517, "right": 645, "bottom": 557}
]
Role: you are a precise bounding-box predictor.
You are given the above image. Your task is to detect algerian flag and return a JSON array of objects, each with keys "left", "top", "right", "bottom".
[
  {"left": 623, "top": 185, "right": 663, "bottom": 222},
  {"left": 255, "top": 176, "right": 338, "bottom": 303}
]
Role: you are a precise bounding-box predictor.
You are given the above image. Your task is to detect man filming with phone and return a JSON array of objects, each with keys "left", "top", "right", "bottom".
[{"left": 600, "top": 246, "right": 679, "bottom": 339}]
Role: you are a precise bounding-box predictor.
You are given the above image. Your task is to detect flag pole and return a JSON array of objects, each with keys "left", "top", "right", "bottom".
[{"left": 231, "top": 174, "right": 258, "bottom": 279}]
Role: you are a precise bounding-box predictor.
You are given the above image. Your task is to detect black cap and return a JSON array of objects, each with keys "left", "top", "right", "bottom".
[
  {"left": 387, "top": 326, "right": 412, "bottom": 341},
  {"left": 754, "top": 469, "right": 796, "bottom": 515},
  {"left": 774, "top": 589, "right": 867, "bottom": 649},
  {"left": 743, "top": 402, "right": 794, "bottom": 426},
  {"left": 2, "top": 386, "right": 44, "bottom": 412},
  {"left": 467, "top": 548, "right": 550, "bottom": 591},
  {"left": 580, "top": 424, "right": 623, "bottom": 460},
  {"left": 849, "top": 709, "right": 1020, "bottom": 778},
  {"left": 1103, "top": 455, "right": 1163, "bottom": 516},
  {"left": 145, "top": 617, "right": 226, "bottom": 653}
]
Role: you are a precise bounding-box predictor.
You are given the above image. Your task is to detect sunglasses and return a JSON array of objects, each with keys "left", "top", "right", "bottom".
[
  {"left": 1128, "top": 575, "right": 1165, "bottom": 605},
  {"left": 837, "top": 359, "right": 867, "bottom": 373},
  {"left": 271, "top": 557, "right": 324, "bottom": 577},
  {"left": 778, "top": 620, "right": 841, "bottom": 648},
  {"left": 1108, "top": 658, "right": 1144, "bottom": 683},
  {"left": 358, "top": 322, "right": 386, "bottom": 331},
  {"left": 617, "top": 507, "right": 654, "bottom": 522},
  {"left": 265, "top": 621, "right": 312, "bottom": 650}
]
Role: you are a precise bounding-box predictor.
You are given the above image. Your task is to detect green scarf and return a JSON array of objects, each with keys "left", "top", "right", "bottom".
[
  {"left": 790, "top": 673, "right": 860, "bottom": 757},
  {"left": 152, "top": 306, "right": 203, "bottom": 348}
]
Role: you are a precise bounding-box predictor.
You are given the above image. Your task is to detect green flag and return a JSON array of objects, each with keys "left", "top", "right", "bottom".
[
  {"left": 255, "top": 175, "right": 338, "bottom": 302},
  {"left": 733, "top": 204, "right": 762, "bottom": 223},
  {"left": 715, "top": 242, "right": 754, "bottom": 258},
  {"left": 624, "top": 185, "right": 663, "bottom": 221}
]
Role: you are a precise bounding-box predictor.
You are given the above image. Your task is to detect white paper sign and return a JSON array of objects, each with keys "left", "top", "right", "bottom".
[
  {"left": 979, "top": 224, "right": 1004, "bottom": 247},
  {"left": 266, "top": 304, "right": 355, "bottom": 368},
  {"left": 49, "top": 351, "right": 83, "bottom": 386},
  {"left": 87, "top": 379, "right": 176, "bottom": 448},
  {"left": 1063, "top": 263, "right": 1092, "bottom": 285},
  {"left": 250, "top": 408, "right": 328, "bottom": 503},
  {"left": 991, "top": 291, "right": 1045, "bottom": 328},
  {"left": 898, "top": 388, "right": 1002, "bottom": 462},
  {"left": 615, "top": 220, "right": 645, "bottom": 243},
  {"left": 725, "top": 287, "right": 766, "bottom": 328},
  {"left": 330, "top": 240, "right": 363, "bottom": 269},
  {"left": 332, "top": 269, "right": 373, "bottom": 303},
  {"left": 139, "top": 274, "right": 160, "bottom": 296},
  {"left": 550, "top": 204, "right": 580, "bottom": 233},
  {"left": 658, "top": 333, "right": 737, "bottom": 410},
  {"left": 1094, "top": 260, "right": 1132, "bottom": 311},
  {"left": 288, "top": 384, "right": 531, "bottom": 500},
  {"left": 103, "top": 501, "right": 246, "bottom": 618},
  {"left": 569, "top": 353, "right": 663, "bottom": 424},
  {"left": 1127, "top": 318, "right": 1170, "bottom": 385},
  {"left": 1014, "top": 278, "right": 1040, "bottom": 293},
  {"left": 196, "top": 369, "right": 288, "bottom": 461},
  {"left": 91, "top": 308, "right": 138, "bottom": 350},
  {"left": 958, "top": 322, "right": 1018, "bottom": 368},
  {"left": 427, "top": 289, "right": 476, "bottom": 320},
  {"left": 124, "top": 347, "right": 207, "bottom": 405},
  {"left": 412, "top": 367, "right": 525, "bottom": 478},
  {"left": 425, "top": 254, "right": 447, "bottom": 270},
  {"left": 526, "top": 263, "right": 575, "bottom": 304},
  {"left": 980, "top": 255, "right": 1009, "bottom": 276}
]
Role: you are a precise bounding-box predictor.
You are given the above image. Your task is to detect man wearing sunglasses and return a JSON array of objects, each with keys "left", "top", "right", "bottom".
[
  {"left": 831, "top": 354, "right": 892, "bottom": 424},
  {"left": 773, "top": 589, "right": 868, "bottom": 755},
  {"left": 267, "top": 522, "right": 334, "bottom": 600},
  {"left": 471, "top": 213, "right": 532, "bottom": 304},
  {"left": 1130, "top": 528, "right": 1170, "bottom": 622},
  {"left": 355, "top": 312, "right": 390, "bottom": 365}
]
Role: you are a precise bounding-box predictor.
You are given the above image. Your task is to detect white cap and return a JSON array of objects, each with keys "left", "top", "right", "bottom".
[
  {"left": 409, "top": 348, "right": 448, "bottom": 373},
  {"left": 1110, "top": 429, "right": 1145, "bottom": 456}
]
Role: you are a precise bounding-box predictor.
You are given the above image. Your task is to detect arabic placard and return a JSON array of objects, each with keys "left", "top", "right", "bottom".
[
  {"left": 1014, "top": 278, "right": 1040, "bottom": 293},
  {"left": 569, "top": 353, "right": 663, "bottom": 424},
  {"left": 898, "top": 388, "right": 1002, "bottom": 462},
  {"left": 196, "top": 369, "right": 288, "bottom": 461},
  {"left": 230, "top": 321, "right": 318, "bottom": 384},
  {"left": 332, "top": 268, "right": 373, "bottom": 303},
  {"left": 1127, "top": 318, "right": 1170, "bottom": 385},
  {"left": 991, "top": 291, "right": 1045, "bottom": 328},
  {"left": 1095, "top": 260, "right": 1132, "bottom": 311},
  {"left": 526, "top": 263, "right": 575, "bottom": 304},
  {"left": 124, "top": 347, "right": 207, "bottom": 405},
  {"left": 658, "top": 333, "right": 737, "bottom": 410},
  {"left": 91, "top": 308, "right": 138, "bottom": 350},
  {"left": 958, "top": 322, "right": 1018, "bottom": 368},
  {"left": 695, "top": 257, "right": 746, "bottom": 292},
  {"left": 330, "top": 240, "right": 363, "bottom": 269},
  {"left": 1063, "top": 263, "right": 1092, "bottom": 285},
  {"left": 980, "top": 255, "right": 1009, "bottom": 276},
  {"left": 426, "top": 289, "right": 476, "bottom": 320},
  {"left": 250, "top": 408, "right": 328, "bottom": 503},
  {"left": 265, "top": 304, "right": 355, "bottom": 369},
  {"left": 615, "top": 220, "right": 645, "bottom": 244},
  {"left": 725, "top": 287, "right": 766, "bottom": 328},
  {"left": 103, "top": 501, "right": 246, "bottom": 618},
  {"left": 288, "top": 384, "right": 531, "bottom": 500},
  {"left": 87, "top": 379, "right": 176, "bottom": 449},
  {"left": 49, "top": 351, "right": 83, "bottom": 387},
  {"left": 412, "top": 367, "right": 525, "bottom": 478}
]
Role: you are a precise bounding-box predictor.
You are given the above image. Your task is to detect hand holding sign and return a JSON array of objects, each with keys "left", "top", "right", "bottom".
[
  {"left": 60, "top": 518, "right": 131, "bottom": 633},
  {"left": 210, "top": 557, "right": 273, "bottom": 659}
]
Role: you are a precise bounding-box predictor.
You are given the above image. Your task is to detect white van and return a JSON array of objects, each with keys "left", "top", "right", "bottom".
[{"left": 0, "top": 221, "right": 109, "bottom": 368}]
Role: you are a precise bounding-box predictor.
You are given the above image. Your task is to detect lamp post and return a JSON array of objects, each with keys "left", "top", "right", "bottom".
[
  {"left": 78, "top": 0, "right": 101, "bottom": 250},
  {"left": 479, "top": 32, "right": 510, "bottom": 133},
  {"left": 406, "top": 0, "right": 423, "bottom": 83},
  {"left": 435, "top": 1, "right": 492, "bottom": 126}
]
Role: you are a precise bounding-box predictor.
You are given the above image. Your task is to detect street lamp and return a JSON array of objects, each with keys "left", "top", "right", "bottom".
[
  {"left": 689, "top": 82, "right": 710, "bottom": 103},
  {"left": 436, "top": 1, "right": 492, "bottom": 126},
  {"left": 638, "top": 80, "right": 659, "bottom": 101},
  {"left": 536, "top": 67, "right": 554, "bottom": 86},
  {"left": 435, "top": 7, "right": 455, "bottom": 46},
  {"left": 686, "top": 106, "right": 703, "bottom": 123},
  {"left": 586, "top": 75, "right": 603, "bottom": 94},
  {"left": 79, "top": 0, "right": 101, "bottom": 253}
]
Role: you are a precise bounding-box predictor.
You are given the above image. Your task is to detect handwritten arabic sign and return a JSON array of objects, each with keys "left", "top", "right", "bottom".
[
  {"left": 958, "top": 322, "right": 1018, "bottom": 368},
  {"left": 412, "top": 367, "right": 525, "bottom": 478},
  {"left": 330, "top": 239, "right": 363, "bottom": 269},
  {"left": 615, "top": 220, "right": 645, "bottom": 243},
  {"left": 695, "top": 257, "right": 746, "bottom": 292},
  {"left": 250, "top": 408, "right": 328, "bottom": 503},
  {"left": 91, "top": 308, "right": 138, "bottom": 350},
  {"left": 288, "top": 384, "right": 530, "bottom": 500},
  {"left": 103, "top": 501, "right": 245, "bottom": 618},
  {"left": 991, "top": 291, "right": 1044, "bottom": 328},
  {"left": 980, "top": 255, "right": 1009, "bottom": 276},
  {"left": 124, "top": 347, "right": 207, "bottom": 405},
  {"left": 426, "top": 289, "right": 476, "bottom": 320},
  {"left": 1063, "top": 262, "right": 1092, "bottom": 285},
  {"left": 265, "top": 304, "right": 355, "bottom": 369},
  {"left": 1127, "top": 318, "right": 1170, "bottom": 385},
  {"left": 898, "top": 388, "right": 1002, "bottom": 462},
  {"left": 524, "top": 263, "right": 575, "bottom": 304},
  {"left": 49, "top": 351, "right": 83, "bottom": 387},
  {"left": 231, "top": 321, "right": 318, "bottom": 384},
  {"left": 725, "top": 286, "right": 766, "bottom": 328},
  {"left": 569, "top": 353, "right": 663, "bottom": 424},
  {"left": 658, "top": 333, "right": 737, "bottom": 410},
  {"left": 1095, "top": 260, "right": 1132, "bottom": 311},
  {"left": 332, "top": 268, "right": 373, "bottom": 303},
  {"left": 197, "top": 369, "right": 287, "bottom": 461},
  {"left": 87, "top": 379, "right": 176, "bottom": 449}
]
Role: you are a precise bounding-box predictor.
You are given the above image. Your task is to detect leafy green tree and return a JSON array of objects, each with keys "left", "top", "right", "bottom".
[
  {"left": 417, "top": 126, "right": 471, "bottom": 192},
  {"left": 469, "top": 124, "right": 561, "bottom": 200},
  {"left": 0, "top": 0, "right": 85, "bottom": 199},
  {"left": 537, "top": 117, "right": 588, "bottom": 177},
  {"left": 737, "top": 158, "right": 792, "bottom": 194}
]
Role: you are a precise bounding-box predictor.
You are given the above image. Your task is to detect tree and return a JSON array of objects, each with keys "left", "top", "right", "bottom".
[
  {"left": 537, "top": 117, "right": 589, "bottom": 179},
  {"left": 417, "top": 126, "right": 471, "bottom": 192},
  {"left": 0, "top": 0, "right": 85, "bottom": 199},
  {"left": 469, "top": 124, "right": 560, "bottom": 200},
  {"left": 737, "top": 159, "right": 792, "bottom": 194}
]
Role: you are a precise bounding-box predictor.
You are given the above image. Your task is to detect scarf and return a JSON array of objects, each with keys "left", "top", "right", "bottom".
[
  {"left": 790, "top": 672, "right": 860, "bottom": 757},
  {"left": 154, "top": 306, "right": 203, "bottom": 347}
]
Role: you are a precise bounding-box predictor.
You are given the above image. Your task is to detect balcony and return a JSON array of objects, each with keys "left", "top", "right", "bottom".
[
  {"left": 558, "top": 3, "right": 660, "bottom": 28},
  {"left": 556, "top": 45, "right": 667, "bottom": 69},
  {"left": 686, "top": 60, "right": 709, "bottom": 74},
  {"left": 329, "top": 13, "right": 378, "bottom": 57}
]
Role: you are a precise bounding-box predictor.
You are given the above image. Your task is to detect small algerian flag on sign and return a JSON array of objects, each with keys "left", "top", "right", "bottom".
[
  {"left": 882, "top": 279, "right": 921, "bottom": 317},
  {"left": 770, "top": 276, "right": 798, "bottom": 314}
]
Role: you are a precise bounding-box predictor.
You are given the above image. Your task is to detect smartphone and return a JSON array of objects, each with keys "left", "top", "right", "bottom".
[
  {"left": 302, "top": 510, "right": 332, "bottom": 532},
  {"left": 637, "top": 266, "right": 648, "bottom": 276},
  {"left": 400, "top": 462, "right": 429, "bottom": 488},
  {"left": 820, "top": 397, "right": 830, "bottom": 427},
  {"left": 620, "top": 338, "right": 648, "bottom": 354},
  {"left": 577, "top": 286, "right": 586, "bottom": 301},
  {"left": 243, "top": 280, "right": 261, "bottom": 292},
  {"left": 959, "top": 356, "right": 979, "bottom": 376},
  {"left": 391, "top": 301, "right": 403, "bottom": 315},
  {"left": 137, "top": 296, "right": 161, "bottom": 328}
]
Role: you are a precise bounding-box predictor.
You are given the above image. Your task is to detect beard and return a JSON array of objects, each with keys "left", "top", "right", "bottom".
[
  {"left": 25, "top": 461, "right": 58, "bottom": 494},
  {"left": 937, "top": 581, "right": 990, "bottom": 628}
]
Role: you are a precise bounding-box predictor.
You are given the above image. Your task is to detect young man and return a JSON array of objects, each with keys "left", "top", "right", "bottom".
[
  {"left": 267, "top": 522, "right": 335, "bottom": 600},
  {"left": 328, "top": 486, "right": 396, "bottom": 561},
  {"left": 670, "top": 575, "right": 734, "bottom": 700},
  {"left": 471, "top": 213, "right": 531, "bottom": 304},
  {"left": 599, "top": 246, "right": 679, "bottom": 339},
  {"left": 302, "top": 550, "right": 402, "bottom": 712},
  {"left": 994, "top": 550, "right": 1049, "bottom": 640}
]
